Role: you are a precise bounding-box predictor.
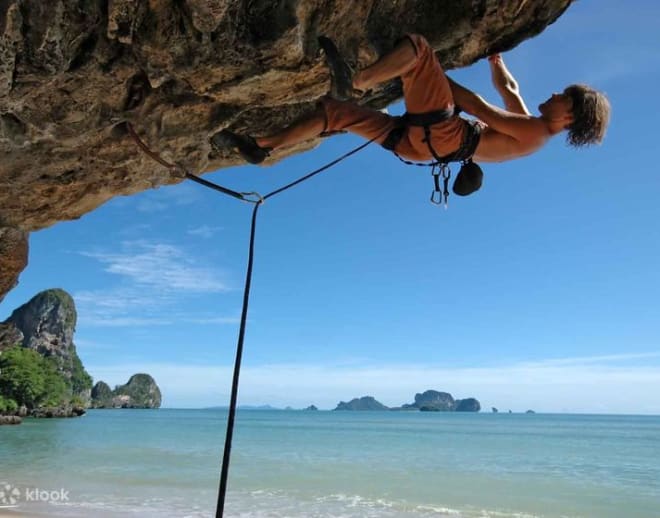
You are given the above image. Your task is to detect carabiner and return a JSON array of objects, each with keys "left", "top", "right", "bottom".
[
  {"left": 442, "top": 165, "right": 451, "bottom": 209},
  {"left": 240, "top": 191, "right": 265, "bottom": 204},
  {"left": 430, "top": 165, "right": 443, "bottom": 205}
]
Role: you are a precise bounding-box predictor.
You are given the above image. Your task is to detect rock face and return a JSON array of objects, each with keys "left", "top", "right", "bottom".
[
  {"left": 91, "top": 374, "right": 161, "bottom": 408},
  {"left": 5, "top": 289, "right": 76, "bottom": 356},
  {"left": 90, "top": 380, "right": 113, "bottom": 406},
  {"left": 335, "top": 391, "right": 481, "bottom": 411},
  {"left": 409, "top": 390, "right": 455, "bottom": 411},
  {"left": 400, "top": 389, "right": 480, "bottom": 412},
  {"left": 0, "top": 227, "right": 28, "bottom": 304},
  {"left": 0, "top": 289, "right": 93, "bottom": 414},
  {"left": 0, "top": 415, "right": 22, "bottom": 425},
  {"left": 31, "top": 406, "right": 86, "bottom": 418},
  {"left": 0, "top": 1, "right": 573, "bottom": 300},
  {"left": 0, "top": 322, "right": 23, "bottom": 351},
  {"left": 334, "top": 396, "right": 388, "bottom": 411},
  {"left": 454, "top": 398, "right": 481, "bottom": 412}
]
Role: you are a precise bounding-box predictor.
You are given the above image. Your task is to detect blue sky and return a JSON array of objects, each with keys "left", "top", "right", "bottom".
[{"left": 2, "top": 0, "right": 660, "bottom": 413}]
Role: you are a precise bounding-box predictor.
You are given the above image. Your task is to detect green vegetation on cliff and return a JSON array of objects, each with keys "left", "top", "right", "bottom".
[
  {"left": 0, "top": 345, "right": 69, "bottom": 409},
  {"left": 114, "top": 374, "right": 157, "bottom": 401},
  {"left": 0, "top": 394, "right": 18, "bottom": 413},
  {"left": 70, "top": 354, "right": 93, "bottom": 395},
  {"left": 1, "top": 288, "right": 93, "bottom": 415}
]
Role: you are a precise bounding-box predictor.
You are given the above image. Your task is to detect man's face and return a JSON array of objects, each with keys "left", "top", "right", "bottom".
[{"left": 538, "top": 90, "right": 574, "bottom": 126}]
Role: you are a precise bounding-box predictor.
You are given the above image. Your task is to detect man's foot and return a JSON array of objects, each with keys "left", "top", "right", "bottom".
[
  {"left": 210, "top": 130, "right": 271, "bottom": 164},
  {"left": 318, "top": 36, "right": 355, "bottom": 101}
]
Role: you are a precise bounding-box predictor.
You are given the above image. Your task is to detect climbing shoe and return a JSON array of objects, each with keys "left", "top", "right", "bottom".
[
  {"left": 452, "top": 160, "right": 484, "bottom": 196},
  {"left": 318, "top": 36, "right": 354, "bottom": 101},
  {"left": 210, "top": 130, "right": 271, "bottom": 165}
]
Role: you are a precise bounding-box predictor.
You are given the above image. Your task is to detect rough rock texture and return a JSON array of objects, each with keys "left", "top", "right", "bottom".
[
  {"left": 1, "top": 288, "right": 93, "bottom": 406},
  {"left": 454, "top": 397, "right": 481, "bottom": 412},
  {"left": 0, "top": 1, "right": 573, "bottom": 300},
  {"left": 0, "top": 415, "right": 22, "bottom": 424},
  {"left": 30, "top": 405, "right": 86, "bottom": 418},
  {"left": 91, "top": 373, "right": 162, "bottom": 408},
  {"left": 4, "top": 289, "right": 76, "bottom": 355},
  {"left": 334, "top": 395, "right": 388, "bottom": 411},
  {"left": 411, "top": 390, "right": 455, "bottom": 411},
  {"left": 0, "top": 227, "right": 28, "bottom": 303},
  {"left": 401, "top": 390, "right": 481, "bottom": 412},
  {"left": 90, "top": 380, "right": 113, "bottom": 406},
  {"left": 0, "top": 322, "right": 23, "bottom": 352}
]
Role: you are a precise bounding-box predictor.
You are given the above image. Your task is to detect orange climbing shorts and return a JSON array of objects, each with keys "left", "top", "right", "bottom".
[{"left": 320, "top": 34, "right": 466, "bottom": 161}]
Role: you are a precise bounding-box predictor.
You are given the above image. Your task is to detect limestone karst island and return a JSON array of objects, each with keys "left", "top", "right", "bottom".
[
  {"left": 333, "top": 391, "right": 481, "bottom": 411},
  {"left": 0, "top": 289, "right": 161, "bottom": 425}
]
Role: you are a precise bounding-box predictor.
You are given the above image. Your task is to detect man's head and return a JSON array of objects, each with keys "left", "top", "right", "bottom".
[{"left": 539, "top": 84, "right": 611, "bottom": 147}]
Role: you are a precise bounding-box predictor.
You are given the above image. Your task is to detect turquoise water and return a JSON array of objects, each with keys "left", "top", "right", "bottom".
[{"left": 0, "top": 410, "right": 659, "bottom": 517}]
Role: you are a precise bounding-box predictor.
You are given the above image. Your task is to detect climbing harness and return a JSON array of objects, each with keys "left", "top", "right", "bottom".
[{"left": 381, "top": 107, "right": 485, "bottom": 206}]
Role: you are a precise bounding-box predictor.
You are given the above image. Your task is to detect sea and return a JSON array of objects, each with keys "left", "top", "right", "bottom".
[{"left": 0, "top": 410, "right": 659, "bottom": 517}]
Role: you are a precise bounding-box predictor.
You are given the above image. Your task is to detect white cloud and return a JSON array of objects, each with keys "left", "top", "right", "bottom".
[
  {"left": 74, "top": 288, "right": 175, "bottom": 326},
  {"left": 187, "top": 225, "right": 222, "bottom": 239},
  {"left": 135, "top": 183, "right": 202, "bottom": 213},
  {"left": 81, "top": 241, "right": 229, "bottom": 293},
  {"left": 517, "top": 351, "right": 660, "bottom": 367},
  {"left": 75, "top": 241, "right": 236, "bottom": 327},
  {"left": 73, "top": 287, "right": 240, "bottom": 327},
  {"left": 86, "top": 352, "right": 660, "bottom": 414}
]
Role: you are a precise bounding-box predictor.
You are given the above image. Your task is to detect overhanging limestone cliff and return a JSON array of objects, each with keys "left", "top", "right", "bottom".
[{"left": 0, "top": 0, "right": 572, "bottom": 301}]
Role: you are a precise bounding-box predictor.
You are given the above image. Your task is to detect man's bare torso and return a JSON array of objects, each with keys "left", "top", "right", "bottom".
[{"left": 473, "top": 118, "right": 550, "bottom": 163}]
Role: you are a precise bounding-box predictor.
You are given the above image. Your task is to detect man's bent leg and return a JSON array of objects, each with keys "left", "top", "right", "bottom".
[
  {"left": 258, "top": 98, "right": 396, "bottom": 150},
  {"left": 399, "top": 34, "right": 455, "bottom": 114},
  {"left": 353, "top": 38, "right": 417, "bottom": 92},
  {"left": 351, "top": 34, "right": 453, "bottom": 114},
  {"left": 393, "top": 34, "right": 466, "bottom": 159},
  {"left": 320, "top": 97, "right": 396, "bottom": 144},
  {"left": 257, "top": 107, "right": 326, "bottom": 150}
]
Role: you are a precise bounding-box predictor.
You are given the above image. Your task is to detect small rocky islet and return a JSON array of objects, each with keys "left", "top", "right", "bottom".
[
  {"left": 90, "top": 375, "right": 162, "bottom": 409},
  {"left": 334, "top": 390, "right": 481, "bottom": 412}
]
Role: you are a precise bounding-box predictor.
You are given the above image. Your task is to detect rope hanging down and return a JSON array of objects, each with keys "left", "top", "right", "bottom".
[{"left": 127, "top": 123, "right": 385, "bottom": 518}]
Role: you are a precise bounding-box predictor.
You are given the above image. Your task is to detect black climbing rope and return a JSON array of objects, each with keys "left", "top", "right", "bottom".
[
  {"left": 213, "top": 135, "right": 383, "bottom": 518},
  {"left": 127, "top": 123, "right": 387, "bottom": 517},
  {"left": 216, "top": 201, "right": 258, "bottom": 518}
]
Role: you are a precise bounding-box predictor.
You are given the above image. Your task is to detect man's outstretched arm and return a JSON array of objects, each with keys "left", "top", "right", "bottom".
[
  {"left": 488, "top": 54, "right": 530, "bottom": 115},
  {"left": 447, "top": 76, "right": 547, "bottom": 151}
]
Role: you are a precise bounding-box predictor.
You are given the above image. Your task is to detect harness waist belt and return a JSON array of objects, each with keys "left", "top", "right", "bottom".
[
  {"left": 402, "top": 108, "right": 455, "bottom": 127},
  {"left": 382, "top": 105, "right": 481, "bottom": 164}
]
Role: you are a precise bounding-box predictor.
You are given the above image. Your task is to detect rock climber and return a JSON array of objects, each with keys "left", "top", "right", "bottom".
[{"left": 211, "top": 34, "right": 610, "bottom": 195}]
